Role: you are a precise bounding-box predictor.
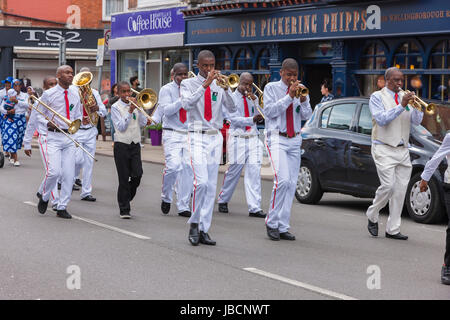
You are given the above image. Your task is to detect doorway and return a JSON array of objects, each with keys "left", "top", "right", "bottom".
[{"left": 303, "top": 64, "right": 332, "bottom": 108}]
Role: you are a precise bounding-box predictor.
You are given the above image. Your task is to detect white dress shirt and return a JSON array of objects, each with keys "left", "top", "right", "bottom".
[
  {"left": 263, "top": 80, "right": 312, "bottom": 132},
  {"left": 369, "top": 88, "right": 423, "bottom": 145},
  {"left": 180, "top": 73, "right": 236, "bottom": 131},
  {"left": 37, "top": 84, "right": 82, "bottom": 131},
  {"left": 23, "top": 101, "right": 48, "bottom": 150},
  {"left": 421, "top": 133, "right": 450, "bottom": 182},
  {"left": 159, "top": 80, "right": 187, "bottom": 131},
  {"left": 228, "top": 89, "right": 260, "bottom": 136},
  {"left": 111, "top": 98, "right": 147, "bottom": 133},
  {"left": 0, "top": 90, "right": 29, "bottom": 115}
]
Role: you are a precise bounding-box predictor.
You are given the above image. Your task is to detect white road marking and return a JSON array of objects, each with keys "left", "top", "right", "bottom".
[
  {"left": 24, "top": 201, "right": 151, "bottom": 240},
  {"left": 243, "top": 267, "right": 357, "bottom": 300},
  {"left": 419, "top": 225, "right": 446, "bottom": 233}
]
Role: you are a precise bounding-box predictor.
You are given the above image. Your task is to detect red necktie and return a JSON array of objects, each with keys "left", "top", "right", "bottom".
[
  {"left": 178, "top": 85, "right": 186, "bottom": 123},
  {"left": 243, "top": 95, "right": 250, "bottom": 131},
  {"left": 204, "top": 86, "right": 212, "bottom": 121},
  {"left": 64, "top": 90, "right": 70, "bottom": 120},
  {"left": 395, "top": 92, "right": 399, "bottom": 105},
  {"left": 286, "top": 87, "right": 294, "bottom": 137}
]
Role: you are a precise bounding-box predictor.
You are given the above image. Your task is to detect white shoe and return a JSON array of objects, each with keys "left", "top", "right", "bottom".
[
  {"left": 14, "top": 161, "right": 20, "bottom": 167},
  {"left": 9, "top": 158, "right": 15, "bottom": 164}
]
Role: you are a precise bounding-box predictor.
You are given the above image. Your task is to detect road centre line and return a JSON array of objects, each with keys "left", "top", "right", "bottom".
[
  {"left": 24, "top": 201, "right": 151, "bottom": 240},
  {"left": 243, "top": 267, "right": 357, "bottom": 300}
]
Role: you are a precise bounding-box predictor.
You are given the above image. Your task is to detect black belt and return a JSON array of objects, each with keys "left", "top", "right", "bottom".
[
  {"left": 48, "top": 128, "right": 69, "bottom": 133},
  {"left": 79, "top": 126, "right": 94, "bottom": 130},
  {"left": 279, "top": 132, "right": 300, "bottom": 138}
]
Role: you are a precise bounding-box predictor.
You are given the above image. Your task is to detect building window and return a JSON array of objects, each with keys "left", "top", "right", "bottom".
[
  {"left": 118, "top": 51, "right": 146, "bottom": 87},
  {"left": 235, "top": 48, "right": 252, "bottom": 70},
  {"left": 162, "top": 49, "right": 190, "bottom": 85},
  {"left": 393, "top": 41, "right": 424, "bottom": 94},
  {"left": 103, "top": 0, "right": 128, "bottom": 21},
  {"left": 357, "top": 42, "right": 387, "bottom": 96},
  {"left": 428, "top": 40, "right": 450, "bottom": 102},
  {"left": 214, "top": 48, "right": 231, "bottom": 71}
]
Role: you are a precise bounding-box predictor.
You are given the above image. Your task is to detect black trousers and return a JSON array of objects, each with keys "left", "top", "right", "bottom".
[
  {"left": 113, "top": 142, "right": 143, "bottom": 214},
  {"left": 444, "top": 184, "right": 450, "bottom": 266}
]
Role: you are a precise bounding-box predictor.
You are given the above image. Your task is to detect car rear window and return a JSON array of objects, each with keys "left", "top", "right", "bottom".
[
  {"left": 325, "top": 103, "right": 357, "bottom": 130},
  {"left": 357, "top": 103, "right": 372, "bottom": 135}
]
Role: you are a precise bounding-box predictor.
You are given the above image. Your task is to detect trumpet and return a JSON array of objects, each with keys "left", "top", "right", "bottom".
[
  {"left": 188, "top": 71, "right": 196, "bottom": 78},
  {"left": 129, "top": 88, "right": 159, "bottom": 123},
  {"left": 28, "top": 97, "right": 97, "bottom": 161},
  {"left": 398, "top": 88, "right": 437, "bottom": 115},
  {"left": 215, "top": 72, "right": 240, "bottom": 90},
  {"left": 290, "top": 81, "right": 309, "bottom": 98}
]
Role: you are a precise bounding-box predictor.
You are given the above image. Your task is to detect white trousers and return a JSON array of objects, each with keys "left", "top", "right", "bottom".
[
  {"left": 366, "top": 143, "right": 412, "bottom": 235},
  {"left": 161, "top": 130, "right": 193, "bottom": 212},
  {"left": 37, "top": 134, "right": 59, "bottom": 205},
  {"left": 74, "top": 127, "right": 97, "bottom": 198},
  {"left": 187, "top": 132, "right": 223, "bottom": 233},
  {"left": 265, "top": 134, "right": 302, "bottom": 233},
  {"left": 217, "top": 135, "right": 262, "bottom": 213},
  {"left": 42, "top": 131, "right": 76, "bottom": 210}
]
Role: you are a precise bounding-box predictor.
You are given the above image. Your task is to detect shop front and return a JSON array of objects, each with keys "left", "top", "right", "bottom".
[
  {"left": 183, "top": 0, "right": 450, "bottom": 108},
  {"left": 109, "top": 6, "right": 189, "bottom": 94},
  {"left": 0, "top": 27, "right": 106, "bottom": 94}
]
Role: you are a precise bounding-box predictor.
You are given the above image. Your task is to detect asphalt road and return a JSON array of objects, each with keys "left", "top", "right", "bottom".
[{"left": 0, "top": 153, "right": 448, "bottom": 300}]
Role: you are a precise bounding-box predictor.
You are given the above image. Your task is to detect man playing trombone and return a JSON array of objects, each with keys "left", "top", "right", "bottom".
[
  {"left": 217, "top": 72, "right": 265, "bottom": 218},
  {"left": 366, "top": 67, "right": 423, "bottom": 240},
  {"left": 36, "top": 65, "right": 83, "bottom": 219}
]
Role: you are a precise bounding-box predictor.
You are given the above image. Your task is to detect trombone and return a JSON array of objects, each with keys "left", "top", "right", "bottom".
[
  {"left": 129, "top": 88, "right": 159, "bottom": 123},
  {"left": 249, "top": 83, "right": 265, "bottom": 119},
  {"left": 398, "top": 88, "right": 436, "bottom": 115},
  {"left": 28, "top": 97, "right": 97, "bottom": 162}
]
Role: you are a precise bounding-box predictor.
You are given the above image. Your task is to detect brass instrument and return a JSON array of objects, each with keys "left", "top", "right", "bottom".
[
  {"left": 188, "top": 71, "right": 196, "bottom": 78},
  {"left": 216, "top": 72, "right": 240, "bottom": 90},
  {"left": 398, "top": 88, "right": 436, "bottom": 115},
  {"left": 129, "top": 88, "right": 159, "bottom": 123},
  {"left": 249, "top": 83, "right": 265, "bottom": 119},
  {"left": 290, "top": 81, "right": 309, "bottom": 98},
  {"left": 72, "top": 71, "right": 99, "bottom": 126},
  {"left": 28, "top": 97, "right": 97, "bottom": 161}
]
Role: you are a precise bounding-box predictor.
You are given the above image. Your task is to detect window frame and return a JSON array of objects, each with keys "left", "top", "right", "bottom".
[
  {"left": 355, "top": 102, "right": 373, "bottom": 136},
  {"left": 319, "top": 102, "right": 358, "bottom": 132},
  {"left": 103, "top": 0, "right": 129, "bottom": 22}
]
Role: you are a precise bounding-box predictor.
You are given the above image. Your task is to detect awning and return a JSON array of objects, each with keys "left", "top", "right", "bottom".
[
  {"left": 13, "top": 46, "right": 105, "bottom": 60},
  {"left": 108, "top": 32, "right": 184, "bottom": 51}
]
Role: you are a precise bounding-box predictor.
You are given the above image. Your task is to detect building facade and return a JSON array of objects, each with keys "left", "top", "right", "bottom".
[{"left": 183, "top": 0, "right": 450, "bottom": 107}]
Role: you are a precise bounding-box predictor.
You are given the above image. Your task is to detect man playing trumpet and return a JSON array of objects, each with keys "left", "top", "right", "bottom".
[
  {"left": 366, "top": 67, "right": 423, "bottom": 240},
  {"left": 217, "top": 72, "right": 265, "bottom": 218},
  {"left": 263, "top": 58, "right": 312, "bottom": 241}
]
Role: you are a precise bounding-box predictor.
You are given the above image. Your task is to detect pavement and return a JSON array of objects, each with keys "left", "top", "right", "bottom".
[{"left": 30, "top": 134, "right": 275, "bottom": 180}]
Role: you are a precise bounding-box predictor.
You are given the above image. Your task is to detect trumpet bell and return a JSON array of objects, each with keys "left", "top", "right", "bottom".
[
  {"left": 188, "top": 71, "right": 196, "bottom": 78},
  {"left": 228, "top": 74, "right": 240, "bottom": 89},
  {"left": 426, "top": 103, "right": 437, "bottom": 115},
  {"left": 137, "top": 88, "right": 158, "bottom": 110},
  {"left": 68, "top": 119, "right": 81, "bottom": 134}
]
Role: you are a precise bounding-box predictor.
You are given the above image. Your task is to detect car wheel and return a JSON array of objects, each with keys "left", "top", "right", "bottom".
[
  {"left": 0, "top": 151, "right": 4, "bottom": 168},
  {"left": 405, "top": 173, "right": 446, "bottom": 224},
  {"left": 295, "top": 161, "right": 323, "bottom": 204}
]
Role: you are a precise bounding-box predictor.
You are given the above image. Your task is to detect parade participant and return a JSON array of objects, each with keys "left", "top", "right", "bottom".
[
  {"left": 217, "top": 72, "right": 265, "bottom": 218},
  {"left": 0, "top": 79, "right": 29, "bottom": 166},
  {"left": 111, "top": 81, "right": 151, "bottom": 219},
  {"left": 263, "top": 58, "right": 312, "bottom": 241},
  {"left": 23, "top": 76, "right": 59, "bottom": 211},
  {"left": 159, "top": 62, "right": 193, "bottom": 217},
  {"left": 0, "top": 76, "right": 13, "bottom": 158},
  {"left": 366, "top": 67, "right": 423, "bottom": 240},
  {"left": 419, "top": 133, "right": 450, "bottom": 285},
  {"left": 73, "top": 67, "right": 107, "bottom": 202},
  {"left": 180, "top": 50, "right": 236, "bottom": 246},
  {"left": 36, "top": 65, "right": 82, "bottom": 219}
]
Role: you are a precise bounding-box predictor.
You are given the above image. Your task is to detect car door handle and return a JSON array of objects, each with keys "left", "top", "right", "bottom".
[
  {"left": 350, "top": 146, "right": 361, "bottom": 152},
  {"left": 314, "top": 139, "right": 325, "bottom": 145}
]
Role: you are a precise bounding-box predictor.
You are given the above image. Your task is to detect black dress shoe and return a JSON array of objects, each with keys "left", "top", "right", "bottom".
[
  {"left": 75, "top": 179, "right": 82, "bottom": 187},
  {"left": 385, "top": 232, "right": 408, "bottom": 240},
  {"left": 120, "top": 212, "right": 131, "bottom": 219},
  {"left": 56, "top": 209, "right": 72, "bottom": 219},
  {"left": 161, "top": 201, "right": 171, "bottom": 214},
  {"left": 199, "top": 231, "right": 216, "bottom": 245},
  {"left": 188, "top": 223, "right": 200, "bottom": 246},
  {"left": 52, "top": 204, "right": 58, "bottom": 212},
  {"left": 38, "top": 197, "right": 48, "bottom": 214},
  {"left": 266, "top": 225, "right": 280, "bottom": 241},
  {"left": 178, "top": 211, "right": 191, "bottom": 217},
  {"left": 72, "top": 184, "right": 80, "bottom": 191},
  {"left": 81, "top": 195, "right": 96, "bottom": 202},
  {"left": 280, "top": 231, "right": 296, "bottom": 240},
  {"left": 218, "top": 203, "right": 228, "bottom": 213},
  {"left": 36, "top": 192, "right": 42, "bottom": 200},
  {"left": 442, "top": 265, "right": 450, "bottom": 285},
  {"left": 368, "top": 219, "right": 378, "bottom": 237},
  {"left": 249, "top": 210, "right": 266, "bottom": 218}
]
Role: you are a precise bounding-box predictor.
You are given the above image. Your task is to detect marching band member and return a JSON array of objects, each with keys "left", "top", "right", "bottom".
[
  {"left": 73, "top": 67, "right": 107, "bottom": 202},
  {"left": 180, "top": 50, "right": 236, "bottom": 246},
  {"left": 366, "top": 67, "right": 423, "bottom": 240},
  {"left": 36, "top": 65, "right": 82, "bottom": 219},
  {"left": 111, "top": 81, "right": 151, "bottom": 219},
  {"left": 0, "top": 79, "right": 29, "bottom": 166},
  {"left": 159, "top": 62, "right": 193, "bottom": 217},
  {"left": 23, "top": 76, "right": 59, "bottom": 211},
  {"left": 0, "top": 76, "right": 13, "bottom": 158},
  {"left": 217, "top": 72, "right": 265, "bottom": 218},
  {"left": 419, "top": 133, "right": 450, "bottom": 285},
  {"left": 263, "top": 58, "right": 312, "bottom": 241}
]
